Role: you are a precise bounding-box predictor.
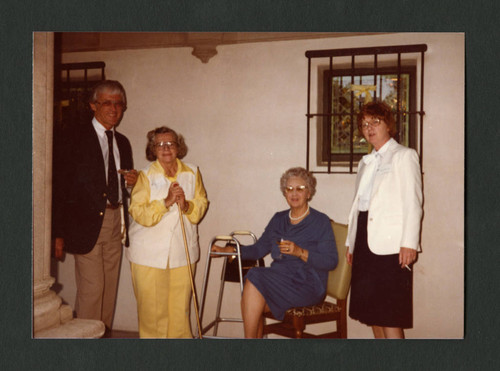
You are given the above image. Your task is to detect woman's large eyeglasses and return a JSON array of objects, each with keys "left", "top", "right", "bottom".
[
  {"left": 361, "top": 118, "right": 382, "bottom": 129},
  {"left": 155, "top": 141, "right": 178, "bottom": 150},
  {"left": 95, "top": 100, "right": 126, "bottom": 110},
  {"left": 285, "top": 185, "right": 307, "bottom": 193}
]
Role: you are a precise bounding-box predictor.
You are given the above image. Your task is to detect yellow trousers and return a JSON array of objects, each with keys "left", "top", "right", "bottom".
[{"left": 131, "top": 262, "right": 195, "bottom": 338}]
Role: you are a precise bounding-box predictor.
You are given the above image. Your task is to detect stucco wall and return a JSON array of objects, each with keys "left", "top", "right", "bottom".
[{"left": 55, "top": 32, "right": 464, "bottom": 338}]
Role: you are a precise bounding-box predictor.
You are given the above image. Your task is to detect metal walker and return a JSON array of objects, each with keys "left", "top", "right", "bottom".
[{"left": 198, "top": 230, "right": 261, "bottom": 338}]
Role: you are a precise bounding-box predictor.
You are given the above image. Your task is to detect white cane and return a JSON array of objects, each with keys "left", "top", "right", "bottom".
[{"left": 177, "top": 203, "right": 203, "bottom": 339}]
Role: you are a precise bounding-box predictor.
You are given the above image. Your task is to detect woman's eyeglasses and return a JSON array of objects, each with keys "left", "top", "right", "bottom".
[
  {"left": 285, "top": 185, "right": 307, "bottom": 193},
  {"left": 361, "top": 118, "right": 382, "bottom": 129},
  {"left": 155, "top": 141, "right": 178, "bottom": 150}
]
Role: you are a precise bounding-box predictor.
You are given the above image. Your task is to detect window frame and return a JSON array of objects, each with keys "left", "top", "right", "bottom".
[
  {"left": 305, "top": 44, "right": 427, "bottom": 174},
  {"left": 321, "top": 65, "right": 418, "bottom": 164}
]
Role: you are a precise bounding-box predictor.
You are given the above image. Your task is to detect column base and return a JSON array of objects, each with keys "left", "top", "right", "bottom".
[
  {"left": 35, "top": 318, "right": 105, "bottom": 338},
  {"left": 33, "top": 279, "right": 105, "bottom": 338}
]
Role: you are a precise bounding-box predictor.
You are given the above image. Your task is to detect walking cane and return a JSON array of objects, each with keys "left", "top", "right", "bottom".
[{"left": 177, "top": 203, "right": 203, "bottom": 339}]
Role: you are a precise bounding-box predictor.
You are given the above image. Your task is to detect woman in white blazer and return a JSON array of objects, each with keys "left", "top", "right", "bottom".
[
  {"left": 127, "top": 126, "right": 208, "bottom": 338},
  {"left": 346, "top": 101, "right": 423, "bottom": 339}
]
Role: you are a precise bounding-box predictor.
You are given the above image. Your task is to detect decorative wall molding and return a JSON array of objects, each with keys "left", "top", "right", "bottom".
[{"left": 59, "top": 32, "right": 379, "bottom": 64}]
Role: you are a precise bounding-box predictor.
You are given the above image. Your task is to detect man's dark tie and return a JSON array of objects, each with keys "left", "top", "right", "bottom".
[{"left": 105, "top": 130, "right": 119, "bottom": 207}]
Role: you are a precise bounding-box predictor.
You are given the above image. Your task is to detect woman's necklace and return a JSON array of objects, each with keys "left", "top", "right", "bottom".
[{"left": 289, "top": 205, "right": 310, "bottom": 221}]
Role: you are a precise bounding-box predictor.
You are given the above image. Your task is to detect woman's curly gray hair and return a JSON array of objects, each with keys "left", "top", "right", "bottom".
[
  {"left": 145, "top": 126, "right": 188, "bottom": 161},
  {"left": 279, "top": 167, "right": 317, "bottom": 200}
]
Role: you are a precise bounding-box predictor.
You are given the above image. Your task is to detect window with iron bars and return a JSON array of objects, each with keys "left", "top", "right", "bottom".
[
  {"left": 305, "top": 44, "right": 426, "bottom": 174},
  {"left": 54, "top": 61, "right": 106, "bottom": 131}
]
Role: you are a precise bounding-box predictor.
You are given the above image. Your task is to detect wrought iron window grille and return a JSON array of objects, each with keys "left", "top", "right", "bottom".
[
  {"left": 54, "top": 61, "right": 106, "bottom": 130},
  {"left": 305, "top": 44, "right": 427, "bottom": 174}
]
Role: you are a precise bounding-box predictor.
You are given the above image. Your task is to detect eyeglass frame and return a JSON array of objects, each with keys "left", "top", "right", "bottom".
[
  {"left": 154, "top": 141, "right": 179, "bottom": 150},
  {"left": 285, "top": 185, "right": 308, "bottom": 193},
  {"left": 95, "top": 100, "right": 127, "bottom": 110},
  {"left": 361, "top": 117, "right": 382, "bottom": 129}
]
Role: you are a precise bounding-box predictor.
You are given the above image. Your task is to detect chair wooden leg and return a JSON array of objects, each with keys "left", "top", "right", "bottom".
[
  {"left": 292, "top": 316, "right": 305, "bottom": 338},
  {"left": 339, "top": 299, "right": 347, "bottom": 338}
]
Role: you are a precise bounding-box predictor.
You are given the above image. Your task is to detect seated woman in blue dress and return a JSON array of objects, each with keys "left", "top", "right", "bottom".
[{"left": 212, "top": 167, "right": 338, "bottom": 338}]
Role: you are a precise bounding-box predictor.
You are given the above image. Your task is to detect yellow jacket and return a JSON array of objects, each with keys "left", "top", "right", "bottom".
[{"left": 126, "top": 159, "right": 208, "bottom": 269}]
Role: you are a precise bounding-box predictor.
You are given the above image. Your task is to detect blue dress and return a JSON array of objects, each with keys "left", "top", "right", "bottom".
[{"left": 241, "top": 208, "right": 338, "bottom": 320}]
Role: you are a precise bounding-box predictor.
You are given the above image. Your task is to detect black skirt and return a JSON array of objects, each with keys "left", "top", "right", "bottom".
[{"left": 349, "top": 211, "right": 413, "bottom": 328}]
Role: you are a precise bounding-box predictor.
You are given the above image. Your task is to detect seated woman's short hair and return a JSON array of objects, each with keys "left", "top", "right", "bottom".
[{"left": 280, "top": 167, "right": 317, "bottom": 200}]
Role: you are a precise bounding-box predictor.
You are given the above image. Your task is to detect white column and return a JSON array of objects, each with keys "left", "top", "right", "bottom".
[{"left": 32, "top": 32, "right": 104, "bottom": 338}]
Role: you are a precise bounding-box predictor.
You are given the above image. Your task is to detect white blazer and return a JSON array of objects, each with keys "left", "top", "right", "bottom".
[{"left": 346, "top": 138, "right": 423, "bottom": 255}]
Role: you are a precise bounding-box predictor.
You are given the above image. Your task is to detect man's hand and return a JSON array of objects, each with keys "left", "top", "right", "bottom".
[
  {"left": 54, "top": 238, "right": 65, "bottom": 260},
  {"left": 119, "top": 169, "right": 138, "bottom": 187}
]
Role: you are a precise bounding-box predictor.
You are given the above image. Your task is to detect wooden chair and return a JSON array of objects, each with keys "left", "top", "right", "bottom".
[{"left": 263, "top": 220, "right": 351, "bottom": 338}]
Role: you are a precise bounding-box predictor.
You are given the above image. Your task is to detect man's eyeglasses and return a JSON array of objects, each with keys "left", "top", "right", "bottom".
[
  {"left": 155, "top": 141, "right": 178, "bottom": 150},
  {"left": 95, "top": 100, "right": 126, "bottom": 110},
  {"left": 361, "top": 118, "right": 382, "bottom": 129},
  {"left": 285, "top": 185, "right": 307, "bottom": 193}
]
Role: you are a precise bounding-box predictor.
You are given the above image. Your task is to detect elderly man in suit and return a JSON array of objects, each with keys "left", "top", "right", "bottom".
[{"left": 52, "top": 80, "right": 138, "bottom": 333}]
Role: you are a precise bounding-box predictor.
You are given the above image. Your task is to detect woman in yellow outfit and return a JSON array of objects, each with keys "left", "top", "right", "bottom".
[{"left": 126, "top": 126, "right": 208, "bottom": 338}]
